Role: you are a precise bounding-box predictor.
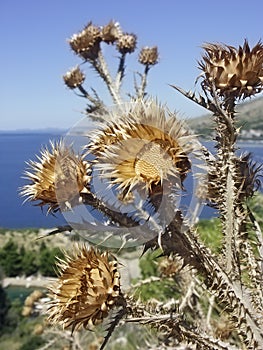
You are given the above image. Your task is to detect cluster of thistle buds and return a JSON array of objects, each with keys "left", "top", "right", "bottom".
[{"left": 63, "top": 20, "right": 159, "bottom": 109}]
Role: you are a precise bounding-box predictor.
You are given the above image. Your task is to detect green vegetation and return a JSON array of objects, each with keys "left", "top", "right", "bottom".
[
  {"left": 0, "top": 284, "right": 9, "bottom": 333},
  {"left": 197, "top": 217, "right": 222, "bottom": 253},
  {"left": 0, "top": 239, "right": 63, "bottom": 277},
  {"left": 134, "top": 250, "right": 180, "bottom": 302},
  {"left": 38, "top": 242, "right": 63, "bottom": 276},
  {"left": 0, "top": 290, "right": 45, "bottom": 350},
  {"left": 0, "top": 240, "right": 22, "bottom": 277}
]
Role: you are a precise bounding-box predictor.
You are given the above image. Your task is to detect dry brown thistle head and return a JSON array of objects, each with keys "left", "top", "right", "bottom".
[
  {"left": 63, "top": 66, "right": 85, "bottom": 89},
  {"left": 87, "top": 101, "right": 196, "bottom": 197},
  {"left": 69, "top": 22, "right": 101, "bottom": 60},
  {"left": 139, "top": 46, "right": 159, "bottom": 66},
  {"left": 158, "top": 255, "right": 183, "bottom": 278},
  {"left": 101, "top": 20, "right": 121, "bottom": 44},
  {"left": 199, "top": 39, "right": 263, "bottom": 99},
  {"left": 47, "top": 245, "right": 121, "bottom": 332},
  {"left": 116, "top": 33, "right": 137, "bottom": 54},
  {"left": 20, "top": 141, "right": 90, "bottom": 213}
]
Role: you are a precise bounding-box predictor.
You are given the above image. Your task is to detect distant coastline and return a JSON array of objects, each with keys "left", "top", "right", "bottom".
[
  {"left": 0, "top": 128, "right": 67, "bottom": 135},
  {"left": 188, "top": 96, "right": 263, "bottom": 141}
]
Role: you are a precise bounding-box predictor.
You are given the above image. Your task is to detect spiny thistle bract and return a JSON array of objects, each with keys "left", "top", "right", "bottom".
[
  {"left": 199, "top": 39, "right": 263, "bottom": 99},
  {"left": 47, "top": 245, "right": 121, "bottom": 332},
  {"left": 87, "top": 100, "right": 198, "bottom": 197},
  {"left": 20, "top": 140, "right": 90, "bottom": 213}
]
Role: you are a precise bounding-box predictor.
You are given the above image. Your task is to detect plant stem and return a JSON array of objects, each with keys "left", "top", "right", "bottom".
[
  {"left": 92, "top": 51, "right": 122, "bottom": 105},
  {"left": 137, "top": 65, "right": 150, "bottom": 99},
  {"left": 115, "top": 53, "right": 126, "bottom": 93}
]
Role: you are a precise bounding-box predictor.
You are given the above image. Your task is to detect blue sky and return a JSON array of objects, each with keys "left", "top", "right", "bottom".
[{"left": 1, "top": 0, "right": 263, "bottom": 130}]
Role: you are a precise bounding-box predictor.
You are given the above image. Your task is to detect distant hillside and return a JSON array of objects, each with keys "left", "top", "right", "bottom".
[{"left": 188, "top": 96, "right": 263, "bottom": 140}]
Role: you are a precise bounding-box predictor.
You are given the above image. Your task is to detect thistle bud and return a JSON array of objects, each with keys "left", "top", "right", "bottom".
[
  {"left": 101, "top": 20, "right": 121, "bottom": 44},
  {"left": 199, "top": 40, "right": 263, "bottom": 99},
  {"left": 63, "top": 66, "right": 85, "bottom": 89},
  {"left": 116, "top": 33, "right": 137, "bottom": 54},
  {"left": 69, "top": 22, "right": 101, "bottom": 60},
  {"left": 139, "top": 46, "right": 159, "bottom": 65}
]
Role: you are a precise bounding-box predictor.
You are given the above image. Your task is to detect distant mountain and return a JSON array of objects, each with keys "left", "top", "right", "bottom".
[
  {"left": 0, "top": 127, "right": 67, "bottom": 135},
  {"left": 188, "top": 96, "right": 263, "bottom": 140}
]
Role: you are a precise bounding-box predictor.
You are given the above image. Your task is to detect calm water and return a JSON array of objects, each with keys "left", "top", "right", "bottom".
[
  {"left": 0, "top": 133, "right": 66, "bottom": 229},
  {"left": 0, "top": 133, "right": 262, "bottom": 229}
]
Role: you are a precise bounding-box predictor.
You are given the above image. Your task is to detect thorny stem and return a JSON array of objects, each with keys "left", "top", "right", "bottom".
[
  {"left": 206, "top": 294, "right": 215, "bottom": 331},
  {"left": 77, "top": 85, "right": 105, "bottom": 110},
  {"left": 178, "top": 277, "right": 196, "bottom": 313},
  {"left": 80, "top": 192, "right": 138, "bottom": 227},
  {"left": 248, "top": 207, "right": 263, "bottom": 278},
  {"left": 131, "top": 276, "right": 162, "bottom": 288},
  {"left": 37, "top": 339, "right": 56, "bottom": 350},
  {"left": 181, "top": 225, "right": 263, "bottom": 346},
  {"left": 207, "top": 87, "right": 241, "bottom": 276},
  {"left": 125, "top": 312, "right": 239, "bottom": 350},
  {"left": 92, "top": 51, "right": 122, "bottom": 105},
  {"left": 115, "top": 53, "right": 126, "bottom": 93},
  {"left": 137, "top": 64, "right": 150, "bottom": 99}
]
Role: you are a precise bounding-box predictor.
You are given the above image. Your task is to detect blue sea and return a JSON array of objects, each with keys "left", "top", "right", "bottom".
[{"left": 0, "top": 133, "right": 262, "bottom": 229}]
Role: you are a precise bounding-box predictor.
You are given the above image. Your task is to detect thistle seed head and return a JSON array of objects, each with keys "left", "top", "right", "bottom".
[
  {"left": 87, "top": 101, "right": 196, "bottom": 197},
  {"left": 101, "top": 20, "right": 121, "bottom": 44},
  {"left": 68, "top": 22, "right": 101, "bottom": 60},
  {"left": 63, "top": 66, "right": 85, "bottom": 89},
  {"left": 47, "top": 245, "right": 121, "bottom": 331},
  {"left": 20, "top": 141, "right": 90, "bottom": 213},
  {"left": 139, "top": 46, "right": 159, "bottom": 66},
  {"left": 199, "top": 40, "right": 263, "bottom": 99},
  {"left": 158, "top": 256, "right": 183, "bottom": 277},
  {"left": 116, "top": 33, "right": 137, "bottom": 54}
]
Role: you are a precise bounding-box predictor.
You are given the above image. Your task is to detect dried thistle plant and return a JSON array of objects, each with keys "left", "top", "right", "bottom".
[{"left": 20, "top": 21, "right": 263, "bottom": 350}]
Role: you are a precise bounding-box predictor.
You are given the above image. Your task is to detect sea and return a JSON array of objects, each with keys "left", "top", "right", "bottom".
[{"left": 0, "top": 132, "right": 263, "bottom": 229}]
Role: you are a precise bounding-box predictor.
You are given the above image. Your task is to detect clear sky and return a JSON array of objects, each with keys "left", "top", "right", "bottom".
[{"left": 1, "top": 0, "right": 263, "bottom": 130}]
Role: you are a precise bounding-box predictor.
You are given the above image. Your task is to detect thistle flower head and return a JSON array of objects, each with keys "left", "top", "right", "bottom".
[
  {"left": 47, "top": 245, "right": 121, "bottom": 331},
  {"left": 69, "top": 22, "right": 101, "bottom": 60},
  {"left": 101, "top": 20, "right": 121, "bottom": 44},
  {"left": 63, "top": 66, "right": 85, "bottom": 89},
  {"left": 116, "top": 33, "right": 137, "bottom": 54},
  {"left": 158, "top": 256, "right": 183, "bottom": 277},
  {"left": 20, "top": 141, "right": 90, "bottom": 213},
  {"left": 199, "top": 40, "right": 263, "bottom": 99},
  {"left": 87, "top": 101, "right": 196, "bottom": 196},
  {"left": 139, "top": 46, "right": 159, "bottom": 66}
]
